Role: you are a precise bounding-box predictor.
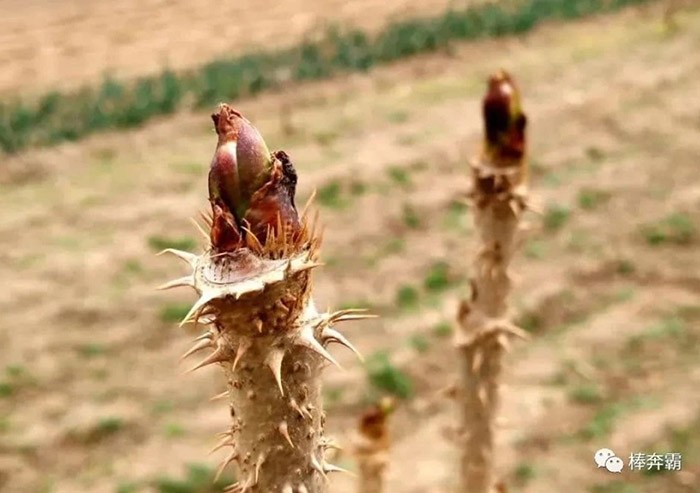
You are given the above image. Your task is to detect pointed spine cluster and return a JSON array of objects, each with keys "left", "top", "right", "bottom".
[
  {"left": 455, "top": 71, "right": 530, "bottom": 493},
  {"left": 160, "top": 244, "right": 372, "bottom": 493},
  {"left": 159, "top": 104, "right": 373, "bottom": 492}
]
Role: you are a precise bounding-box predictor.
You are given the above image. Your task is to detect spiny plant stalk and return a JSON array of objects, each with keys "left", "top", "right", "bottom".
[
  {"left": 160, "top": 104, "right": 370, "bottom": 493},
  {"left": 455, "top": 71, "right": 530, "bottom": 493},
  {"left": 352, "top": 397, "right": 394, "bottom": 493}
]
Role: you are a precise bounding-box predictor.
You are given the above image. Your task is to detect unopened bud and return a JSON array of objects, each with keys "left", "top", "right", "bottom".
[
  {"left": 243, "top": 150, "right": 300, "bottom": 245},
  {"left": 208, "top": 104, "right": 273, "bottom": 221},
  {"left": 482, "top": 70, "right": 526, "bottom": 162}
]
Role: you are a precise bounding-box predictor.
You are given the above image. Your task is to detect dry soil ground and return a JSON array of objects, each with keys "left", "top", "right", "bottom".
[
  {"left": 1, "top": 4, "right": 699, "bottom": 493},
  {"left": 0, "top": 0, "right": 484, "bottom": 96}
]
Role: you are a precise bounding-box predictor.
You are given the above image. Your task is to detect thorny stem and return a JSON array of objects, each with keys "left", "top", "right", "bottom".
[
  {"left": 160, "top": 104, "right": 371, "bottom": 493},
  {"left": 456, "top": 71, "right": 530, "bottom": 493}
]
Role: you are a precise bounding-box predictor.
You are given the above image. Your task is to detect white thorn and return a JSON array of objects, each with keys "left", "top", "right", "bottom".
[
  {"left": 296, "top": 261, "right": 324, "bottom": 272},
  {"left": 329, "top": 308, "right": 379, "bottom": 324},
  {"left": 254, "top": 454, "right": 266, "bottom": 484},
  {"left": 321, "top": 327, "right": 363, "bottom": 362},
  {"left": 297, "top": 485, "right": 309, "bottom": 493},
  {"left": 295, "top": 326, "right": 342, "bottom": 369},
  {"left": 266, "top": 348, "right": 286, "bottom": 396},
  {"left": 180, "top": 338, "right": 213, "bottom": 360},
  {"left": 290, "top": 399, "right": 312, "bottom": 421},
  {"left": 157, "top": 248, "right": 198, "bottom": 267},
  {"left": 185, "top": 347, "right": 226, "bottom": 374},
  {"left": 321, "top": 437, "right": 343, "bottom": 451},
  {"left": 333, "top": 313, "right": 378, "bottom": 322},
  {"left": 310, "top": 454, "right": 328, "bottom": 481},
  {"left": 282, "top": 485, "right": 293, "bottom": 493},
  {"left": 194, "top": 330, "right": 215, "bottom": 342},
  {"left": 190, "top": 217, "right": 210, "bottom": 242},
  {"left": 209, "top": 435, "right": 234, "bottom": 455},
  {"left": 179, "top": 293, "right": 216, "bottom": 327},
  {"left": 157, "top": 276, "right": 194, "bottom": 290},
  {"left": 232, "top": 337, "right": 252, "bottom": 372},
  {"left": 214, "top": 448, "right": 238, "bottom": 483},
  {"left": 224, "top": 478, "right": 251, "bottom": 493},
  {"left": 278, "top": 421, "right": 295, "bottom": 449},
  {"left": 323, "top": 462, "right": 354, "bottom": 476},
  {"left": 210, "top": 390, "right": 228, "bottom": 402}
]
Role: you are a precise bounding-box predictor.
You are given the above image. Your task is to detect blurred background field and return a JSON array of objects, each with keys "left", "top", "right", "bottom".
[{"left": 0, "top": 1, "right": 699, "bottom": 492}]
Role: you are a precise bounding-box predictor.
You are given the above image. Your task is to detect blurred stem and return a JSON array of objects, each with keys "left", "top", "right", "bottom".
[{"left": 456, "top": 71, "right": 529, "bottom": 493}]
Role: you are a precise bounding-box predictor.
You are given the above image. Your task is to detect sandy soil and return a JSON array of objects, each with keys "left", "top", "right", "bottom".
[
  {"left": 1, "top": 4, "right": 699, "bottom": 493},
  {"left": 0, "top": 0, "right": 486, "bottom": 96}
]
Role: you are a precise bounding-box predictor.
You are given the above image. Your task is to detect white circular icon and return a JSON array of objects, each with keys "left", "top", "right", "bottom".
[
  {"left": 605, "top": 456, "right": 624, "bottom": 473},
  {"left": 594, "top": 448, "right": 616, "bottom": 468}
]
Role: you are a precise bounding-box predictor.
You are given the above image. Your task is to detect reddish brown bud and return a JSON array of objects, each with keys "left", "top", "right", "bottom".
[
  {"left": 243, "top": 151, "right": 300, "bottom": 245},
  {"left": 358, "top": 397, "right": 395, "bottom": 443},
  {"left": 210, "top": 198, "right": 243, "bottom": 253},
  {"left": 208, "top": 104, "right": 273, "bottom": 221},
  {"left": 482, "top": 70, "right": 526, "bottom": 162}
]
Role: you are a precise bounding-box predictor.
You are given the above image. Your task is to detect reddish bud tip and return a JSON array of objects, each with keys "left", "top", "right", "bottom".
[
  {"left": 482, "top": 70, "right": 526, "bottom": 161},
  {"left": 359, "top": 397, "right": 395, "bottom": 442},
  {"left": 208, "top": 104, "right": 273, "bottom": 221},
  {"left": 243, "top": 151, "right": 300, "bottom": 245}
]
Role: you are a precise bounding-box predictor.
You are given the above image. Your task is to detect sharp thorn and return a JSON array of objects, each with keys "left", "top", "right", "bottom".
[
  {"left": 290, "top": 399, "right": 312, "bottom": 421},
  {"left": 185, "top": 348, "right": 226, "bottom": 374},
  {"left": 210, "top": 390, "right": 229, "bottom": 402},
  {"left": 209, "top": 436, "right": 234, "bottom": 455},
  {"left": 275, "top": 300, "right": 290, "bottom": 314},
  {"left": 278, "top": 421, "right": 295, "bottom": 449},
  {"left": 321, "top": 437, "right": 343, "bottom": 451},
  {"left": 232, "top": 338, "right": 252, "bottom": 372},
  {"left": 295, "top": 328, "right": 342, "bottom": 369},
  {"left": 199, "top": 209, "right": 213, "bottom": 227},
  {"left": 329, "top": 308, "right": 378, "bottom": 323},
  {"left": 321, "top": 328, "right": 363, "bottom": 362},
  {"left": 179, "top": 293, "right": 215, "bottom": 327},
  {"left": 323, "top": 462, "right": 354, "bottom": 476},
  {"left": 265, "top": 348, "right": 286, "bottom": 396},
  {"left": 194, "top": 330, "right": 214, "bottom": 342},
  {"left": 310, "top": 455, "right": 328, "bottom": 481},
  {"left": 157, "top": 276, "right": 194, "bottom": 290},
  {"left": 301, "top": 189, "right": 317, "bottom": 219},
  {"left": 296, "top": 262, "right": 323, "bottom": 272},
  {"left": 242, "top": 225, "right": 264, "bottom": 254},
  {"left": 214, "top": 449, "right": 239, "bottom": 483},
  {"left": 333, "top": 313, "right": 378, "bottom": 322},
  {"left": 216, "top": 430, "right": 233, "bottom": 440},
  {"left": 190, "top": 217, "right": 211, "bottom": 242},
  {"left": 180, "top": 338, "right": 213, "bottom": 360},
  {"left": 254, "top": 454, "right": 266, "bottom": 484},
  {"left": 157, "top": 248, "right": 198, "bottom": 266}
]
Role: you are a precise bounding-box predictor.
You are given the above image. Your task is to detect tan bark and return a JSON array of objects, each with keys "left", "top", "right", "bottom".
[{"left": 456, "top": 71, "right": 530, "bottom": 493}]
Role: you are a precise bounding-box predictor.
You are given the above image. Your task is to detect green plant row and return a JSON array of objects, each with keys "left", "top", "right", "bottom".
[{"left": 0, "top": 0, "right": 656, "bottom": 153}]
